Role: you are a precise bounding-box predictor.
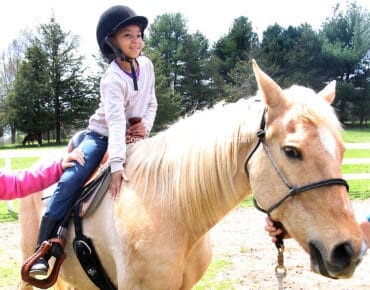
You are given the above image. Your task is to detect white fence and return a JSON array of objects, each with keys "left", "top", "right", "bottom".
[
  {"left": 343, "top": 143, "right": 370, "bottom": 180},
  {"left": 0, "top": 144, "right": 368, "bottom": 211}
]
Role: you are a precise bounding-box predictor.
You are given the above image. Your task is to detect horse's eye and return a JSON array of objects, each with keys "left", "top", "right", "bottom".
[{"left": 283, "top": 146, "right": 302, "bottom": 160}]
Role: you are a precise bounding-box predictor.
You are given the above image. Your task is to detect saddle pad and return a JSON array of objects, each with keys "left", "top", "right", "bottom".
[{"left": 77, "top": 164, "right": 112, "bottom": 218}]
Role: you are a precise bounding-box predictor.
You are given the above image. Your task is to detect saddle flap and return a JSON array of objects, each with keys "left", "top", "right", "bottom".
[{"left": 75, "top": 164, "right": 112, "bottom": 218}]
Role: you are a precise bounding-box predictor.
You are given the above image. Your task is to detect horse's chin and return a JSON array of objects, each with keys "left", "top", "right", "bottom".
[{"left": 309, "top": 241, "right": 366, "bottom": 279}]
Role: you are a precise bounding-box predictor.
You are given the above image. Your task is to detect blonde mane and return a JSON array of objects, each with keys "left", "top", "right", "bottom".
[{"left": 126, "top": 97, "right": 264, "bottom": 234}]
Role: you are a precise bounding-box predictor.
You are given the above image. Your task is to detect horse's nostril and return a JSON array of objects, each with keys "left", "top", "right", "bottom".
[{"left": 331, "top": 242, "right": 354, "bottom": 270}]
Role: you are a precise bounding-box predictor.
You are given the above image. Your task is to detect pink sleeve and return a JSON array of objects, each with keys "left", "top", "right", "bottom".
[{"left": 0, "top": 159, "right": 63, "bottom": 200}]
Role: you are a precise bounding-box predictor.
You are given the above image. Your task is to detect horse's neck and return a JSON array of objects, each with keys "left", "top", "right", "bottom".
[{"left": 167, "top": 128, "right": 257, "bottom": 238}]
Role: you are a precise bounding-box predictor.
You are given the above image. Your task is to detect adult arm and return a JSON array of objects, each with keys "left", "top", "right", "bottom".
[
  {"left": 0, "top": 149, "right": 84, "bottom": 200},
  {"left": 0, "top": 159, "right": 63, "bottom": 200}
]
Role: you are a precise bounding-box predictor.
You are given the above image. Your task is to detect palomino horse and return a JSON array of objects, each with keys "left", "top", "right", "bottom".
[{"left": 19, "top": 60, "right": 366, "bottom": 289}]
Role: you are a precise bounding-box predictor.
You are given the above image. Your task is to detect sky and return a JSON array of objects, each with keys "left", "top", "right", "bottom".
[{"left": 1, "top": 0, "right": 369, "bottom": 60}]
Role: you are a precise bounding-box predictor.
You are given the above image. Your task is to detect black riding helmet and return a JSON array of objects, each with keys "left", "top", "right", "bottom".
[{"left": 96, "top": 5, "right": 148, "bottom": 90}]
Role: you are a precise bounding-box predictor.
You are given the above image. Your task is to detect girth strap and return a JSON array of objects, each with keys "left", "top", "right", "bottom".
[{"left": 73, "top": 203, "right": 117, "bottom": 290}]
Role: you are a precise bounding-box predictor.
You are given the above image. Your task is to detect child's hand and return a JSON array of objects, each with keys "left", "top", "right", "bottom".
[
  {"left": 127, "top": 121, "right": 146, "bottom": 138},
  {"left": 110, "top": 169, "right": 129, "bottom": 200},
  {"left": 61, "top": 149, "right": 85, "bottom": 170},
  {"left": 264, "top": 217, "right": 291, "bottom": 243}
]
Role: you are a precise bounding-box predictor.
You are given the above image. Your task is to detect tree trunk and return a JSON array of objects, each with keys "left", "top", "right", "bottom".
[
  {"left": 55, "top": 94, "right": 61, "bottom": 145},
  {"left": 11, "top": 126, "right": 16, "bottom": 144}
]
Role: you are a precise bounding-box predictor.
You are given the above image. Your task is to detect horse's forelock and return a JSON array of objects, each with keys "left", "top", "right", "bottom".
[{"left": 283, "top": 85, "right": 342, "bottom": 134}]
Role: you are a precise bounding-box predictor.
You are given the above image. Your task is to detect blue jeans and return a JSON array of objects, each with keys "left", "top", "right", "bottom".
[{"left": 44, "top": 131, "right": 108, "bottom": 221}]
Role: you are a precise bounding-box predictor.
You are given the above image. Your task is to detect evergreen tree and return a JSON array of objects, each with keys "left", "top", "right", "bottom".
[
  {"left": 0, "top": 36, "right": 29, "bottom": 143},
  {"left": 213, "top": 16, "right": 258, "bottom": 84},
  {"left": 148, "top": 13, "right": 188, "bottom": 92},
  {"left": 178, "top": 32, "right": 216, "bottom": 114},
  {"left": 7, "top": 42, "right": 50, "bottom": 136},
  {"left": 320, "top": 2, "right": 370, "bottom": 122},
  {"left": 143, "top": 48, "right": 181, "bottom": 131},
  {"left": 8, "top": 18, "right": 97, "bottom": 144},
  {"left": 258, "top": 24, "right": 324, "bottom": 89}
]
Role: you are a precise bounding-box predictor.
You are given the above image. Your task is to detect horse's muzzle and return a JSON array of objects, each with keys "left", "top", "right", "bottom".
[{"left": 308, "top": 240, "right": 367, "bottom": 279}]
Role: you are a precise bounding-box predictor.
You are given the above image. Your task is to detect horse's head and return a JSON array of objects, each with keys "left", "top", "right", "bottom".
[{"left": 248, "top": 60, "right": 366, "bottom": 279}]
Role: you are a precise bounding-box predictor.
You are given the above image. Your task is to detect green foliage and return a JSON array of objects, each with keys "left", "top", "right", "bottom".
[
  {"left": 224, "top": 60, "right": 257, "bottom": 102},
  {"left": 213, "top": 16, "right": 257, "bottom": 84},
  {"left": 6, "top": 17, "right": 97, "bottom": 144},
  {"left": 321, "top": 2, "right": 370, "bottom": 123},
  {"left": 143, "top": 49, "right": 181, "bottom": 130},
  {"left": 147, "top": 13, "right": 224, "bottom": 116},
  {"left": 7, "top": 43, "right": 50, "bottom": 133},
  {"left": 148, "top": 13, "right": 188, "bottom": 89},
  {"left": 178, "top": 33, "right": 218, "bottom": 113},
  {"left": 258, "top": 24, "right": 326, "bottom": 90}
]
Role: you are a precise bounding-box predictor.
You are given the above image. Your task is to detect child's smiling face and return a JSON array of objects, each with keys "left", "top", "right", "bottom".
[{"left": 113, "top": 24, "right": 143, "bottom": 59}]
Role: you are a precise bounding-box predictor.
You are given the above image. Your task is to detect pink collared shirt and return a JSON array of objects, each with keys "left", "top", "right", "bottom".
[{"left": 0, "top": 159, "right": 63, "bottom": 200}]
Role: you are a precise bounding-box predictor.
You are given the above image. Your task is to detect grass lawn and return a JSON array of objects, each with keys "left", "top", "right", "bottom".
[
  {"left": 193, "top": 257, "right": 235, "bottom": 289},
  {"left": 344, "top": 149, "right": 370, "bottom": 158},
  {"left": 341, "top": 127, "right": 370, "bottom": 143},
  {"left": 343, "top": 163, "right": 370, "bottom": 174}
]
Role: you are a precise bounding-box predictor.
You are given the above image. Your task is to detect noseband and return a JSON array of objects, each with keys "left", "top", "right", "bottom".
[{"left": 244, "top": 107, "right": 349, "bottom": 215}]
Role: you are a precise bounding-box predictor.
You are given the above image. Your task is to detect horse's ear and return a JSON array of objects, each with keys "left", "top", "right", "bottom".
[
  {"left": 252, "top": 59, "right": 286, "bottom": 121},
  {"left": 318, "top": 80, "right": 336, "bottom": 104}
]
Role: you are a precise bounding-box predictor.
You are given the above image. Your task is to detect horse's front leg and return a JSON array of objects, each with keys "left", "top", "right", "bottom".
[
  {"left": 18, "top": 193, "right": 43, "bottom": 290},
  {"left": 181, "top": 233, "right": 212, "bottom": 289}
]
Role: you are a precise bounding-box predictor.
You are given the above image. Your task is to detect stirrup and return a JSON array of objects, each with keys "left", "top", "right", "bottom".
[{"left": 21, "top": 238, "right": 67, "bottom": 289}]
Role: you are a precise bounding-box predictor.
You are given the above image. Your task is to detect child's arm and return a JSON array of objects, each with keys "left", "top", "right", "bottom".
[
  {"left": 142, "top": 63, "right": 158, "bottom": 134},
  {"left": 0, "top": 149, "right": 84, "bottom": 200}
]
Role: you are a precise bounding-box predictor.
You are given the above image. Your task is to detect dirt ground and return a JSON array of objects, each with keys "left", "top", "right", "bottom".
[{"left": 1, "top": 200, "right": 370, "bottom": 289}]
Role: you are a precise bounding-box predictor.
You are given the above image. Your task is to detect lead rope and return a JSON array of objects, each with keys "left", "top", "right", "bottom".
[
  {"left": 275, "top": 243, "right": 287, "bottom": 290},
  {"left": 274, "top": 223, "right": 286, "bottom": 290}
]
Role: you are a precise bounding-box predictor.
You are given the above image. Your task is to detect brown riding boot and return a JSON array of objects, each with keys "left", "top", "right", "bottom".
[{"left": 29, "top": 216, "right": 59, "bottom": 276}]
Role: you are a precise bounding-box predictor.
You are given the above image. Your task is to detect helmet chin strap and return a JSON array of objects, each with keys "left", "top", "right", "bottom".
[{"left": 104, "top": 37, "right": 138, "bottom": 91}]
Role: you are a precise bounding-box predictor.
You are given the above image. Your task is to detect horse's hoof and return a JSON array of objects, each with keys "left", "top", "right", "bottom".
[{"left": 29, "top": 258, "right": 49, "bottom": 277}]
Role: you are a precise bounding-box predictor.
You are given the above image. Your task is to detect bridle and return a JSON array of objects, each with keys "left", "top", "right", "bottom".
[
  {"left": 244, "top": 105, "right": 349, "bottom": 287},
  {"left": 244, "top": 106, "right": 349, "bottom": 216}
]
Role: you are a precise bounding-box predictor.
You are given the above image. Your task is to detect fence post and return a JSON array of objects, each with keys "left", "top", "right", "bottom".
[{"left": 5, "top": 157, "right": 14, "bottom": 212}]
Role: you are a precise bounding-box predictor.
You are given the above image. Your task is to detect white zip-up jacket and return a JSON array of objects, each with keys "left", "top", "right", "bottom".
[{"left": 88, "top": 56, "right": 157, "bottom": 173}]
